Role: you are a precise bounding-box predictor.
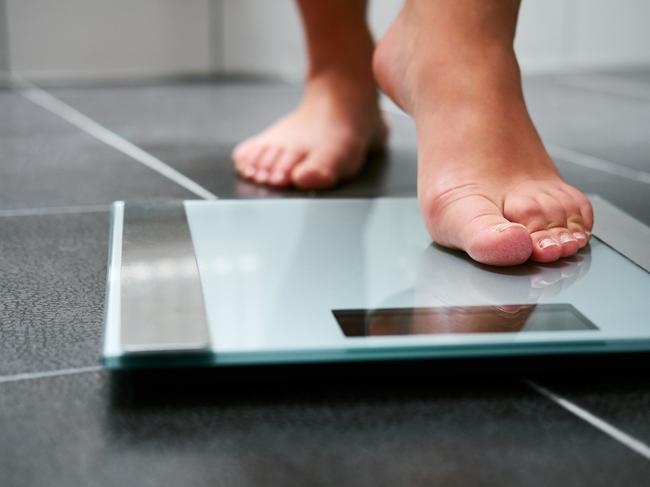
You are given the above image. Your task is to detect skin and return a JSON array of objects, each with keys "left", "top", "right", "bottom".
[
  {"left": 232, "top": 0, "right": 594, "bottom": 266},
  {"left": 232, "top": 0, "right": 387, "bottom": 190}
]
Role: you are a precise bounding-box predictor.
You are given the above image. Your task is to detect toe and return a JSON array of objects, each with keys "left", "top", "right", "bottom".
[
  {"left": 504, "top": 188, "right": 585, "bottom": 262},
  {"left": 424, "top": 193, "right": 533, "bottom": 266},
  {"left": 268, "top": 149, "right": 307, "bottom": 187},
  {"left": 567, "top": 225, "right": 589, "bottom": 248},
  {"left": 529, "top": 230, "right": 562, "bottom": 263},
  {"left": 466, "top": 218, "right": 533, "bottom": 266},
  {"left": 533, "top": 192, "right": 568, "bottom": 230},
  {"left": 504, "top": 194, "right": 550, "bottom": 233},
  {"left": 232, "top": 139, "right": 260, "bottom": 175},
  {"left": 237, "top": 144, "right": 266, "bottom": 180},
  {"left": 291, "top": 149, "right": 344, "bottom": 190},
  {"left": 549, "top": 227, "right": 580, "bottom": 257},
  {"left": 232, "top": 138, "right": 255, "bottom": 162},
  {"left": 561, "top": 184, "right": 594, "bottom": 242},
  {"left": 545, "top": 187, "right": 589, "bottom": 248},
  {"left": 253, "top": 147, "right": 282, "bottom": 184}
]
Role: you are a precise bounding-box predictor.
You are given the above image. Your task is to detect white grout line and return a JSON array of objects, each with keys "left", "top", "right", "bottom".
[
  {"left": 526, "top": 380, "right": 650, "bottom": 461},
  {"left": 0, "top": 365, "right": 103, "bottom": 385},
  {"left": 380, "top": 97, "right": 650, "bottom": 186},
  {"left": 20, "top": 84, "right": 218, "bottom": 200},
  {"left": 546, "top": 144, "right": 650, "bottom": 185},
  {"left": 0, "top": 204, "right": 110, "bottom": 217}
]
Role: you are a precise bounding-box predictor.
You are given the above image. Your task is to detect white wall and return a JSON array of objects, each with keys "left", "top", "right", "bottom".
[
  {"left": 4, "top": 0, "right": 650, "bottom": 81},
  {"left": 220, "top": 0, "right": 650, "bottom": 79},
  {"left": 567, "top": 0, "right": 650, "bottom": 68},
  {"left": 0, "top": 0, "right": 9, "bottom": 78},
  {"left": 220, "top": 0, "right": 303, "bottom": 79},
  {"left": 6, "top": 0, "right": 214, "bottom": 80}
]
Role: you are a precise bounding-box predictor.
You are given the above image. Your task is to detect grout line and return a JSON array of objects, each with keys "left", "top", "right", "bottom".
[
  {"left": 19, "top": 83, "right": 218, "bottom": 200},
  {"left": 0, "top": 204, "right": 110, "bottom": 217},
  {"left": 380, "top": 97, "right": 650, "bottom": 186},
  {"left": 0, "top": 366, "right": 103, "bottom": 385},
  {"left": 526, "top": 380, "right": 650, "bottom": 461}
]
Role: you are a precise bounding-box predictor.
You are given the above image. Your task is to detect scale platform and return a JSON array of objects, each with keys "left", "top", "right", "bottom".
[{"left": 102, "top": 197, "right": 650, "bottom": 369}]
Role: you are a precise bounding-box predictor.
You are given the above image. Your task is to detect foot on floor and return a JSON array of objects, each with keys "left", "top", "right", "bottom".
[{"left": 232, "top": 71, "right": 388, "bottom": 190}]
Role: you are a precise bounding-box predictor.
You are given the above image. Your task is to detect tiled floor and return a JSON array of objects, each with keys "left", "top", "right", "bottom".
[{"left": 1, "top": 69, "right": 649, "bottom": 486}]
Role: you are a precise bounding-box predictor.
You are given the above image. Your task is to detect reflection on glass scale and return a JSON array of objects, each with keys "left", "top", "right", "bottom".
[{"left": 103, "top": 198, "right": 650, "bottom": 368}]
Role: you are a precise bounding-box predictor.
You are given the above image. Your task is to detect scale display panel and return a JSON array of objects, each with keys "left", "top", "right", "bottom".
[{"left": 102, "top": 197, "right": 650, "bottom": 369}]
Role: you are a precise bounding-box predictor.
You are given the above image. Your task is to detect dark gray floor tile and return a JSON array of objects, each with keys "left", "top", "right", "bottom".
[
  {"left": 2, "top": 371, "right": 649, "bottom": 487},
  {"left": 52, "top": 79, "right": 649, "bottom": 213},
  {"left": 0, "top": 91, "right": 194, "bottom": 210},
  {"left": 51, "top": 82, "right": 418, "bottom": 199},
  {"left": 51, "top": 82, "right": 302, "bottom": 143},
  {"left": 0, "top": 91, "right": 80, "bottom": 138},
  {"left": 0, "top": 132, "right": 193, "bottom": 209},
  {"left": 524, "top": 76, "right": 650, "bottom": 173},
  {"left": 0, "top": 212, "right": 108, "bottom": 375},
  {"left": 138, "top": 118, "right": 417, "bottom": 200},
  {"left": 52, "top": 77, "right": 650, "bottom": 179}
]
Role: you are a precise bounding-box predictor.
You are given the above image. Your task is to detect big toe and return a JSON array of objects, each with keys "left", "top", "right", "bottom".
[
  {"left": 424, "top": 194, "right": 533, "bottom": 266},
  {"left": 465, "top": 220, "right": 533, "bottom": 266},
  {"left": 232, "top": 139, "right": 265, "bottom": 179}
]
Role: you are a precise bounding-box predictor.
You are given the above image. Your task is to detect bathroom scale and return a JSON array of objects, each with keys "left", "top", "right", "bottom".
[{"left": 102, "top": 196, "right": 650, "bottom": 369}]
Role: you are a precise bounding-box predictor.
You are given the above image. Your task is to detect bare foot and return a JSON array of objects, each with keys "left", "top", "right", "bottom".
[
  {"left": 373, "top": 1, "right": 593, "bottom": 266},
  {"left": 232, "top": 72, "right": 387, "bottom": 190}
]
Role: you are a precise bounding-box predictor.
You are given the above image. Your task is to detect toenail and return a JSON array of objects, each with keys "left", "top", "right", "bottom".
[
  {"left": 270, "top": 171, "right": 284, "bottom": 183},
  {"left": 539, "top": 238, "right": 559, "bottom": 249},
  {"left": 585, "top": 230, "right": 592, "bottom": 238},
  {"left": 243, "top": 166, "right": 255, "bottom": 177},
  {"left": 257, "top": 170, "right": 269, "bottom": 182},
  {"left": 493, "top": 222, "right": 527, "bottom": 233},
  {"left": 559, "top": 233, "right": 577, "bottom": 244},
  {"left": 573, "top": 231, "right": 586, "bottom": 241}
]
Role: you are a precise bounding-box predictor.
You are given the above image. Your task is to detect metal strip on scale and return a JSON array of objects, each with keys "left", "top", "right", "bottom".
[{"left": 118, "top": 201, "right": 211, "bottom": 354}]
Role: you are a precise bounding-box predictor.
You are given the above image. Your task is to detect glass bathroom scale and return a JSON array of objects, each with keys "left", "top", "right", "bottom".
[{"left": 102, "top": 197, "right": 650, "bottom": 369}]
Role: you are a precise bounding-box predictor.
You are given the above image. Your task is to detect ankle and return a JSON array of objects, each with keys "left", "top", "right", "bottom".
[
  {"left": 305, "top": 58, "right": 379, "bottom": 107},
  {"left": 412, "top": 44, "right": 522, "bottom": 100},
  {"left": 305, "top": 27, "right": 375, "bottom": 80}
]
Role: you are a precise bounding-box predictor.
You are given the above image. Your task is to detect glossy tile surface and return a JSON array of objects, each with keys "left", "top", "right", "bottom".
[
  {"left": 538, "top": 370, "right": 650, "bottom": 444},
  {"left": 0, "top": 92, "right": 193, "bottom": 210},
  {"left": 49, "top": 82, "right": 419, "bottom": 199},
  {"left": 2, "top": 371, "right": 650, "bottom": 487},
  {"left": 0, "top": 211, "right": 108, "bottom": 375}
]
